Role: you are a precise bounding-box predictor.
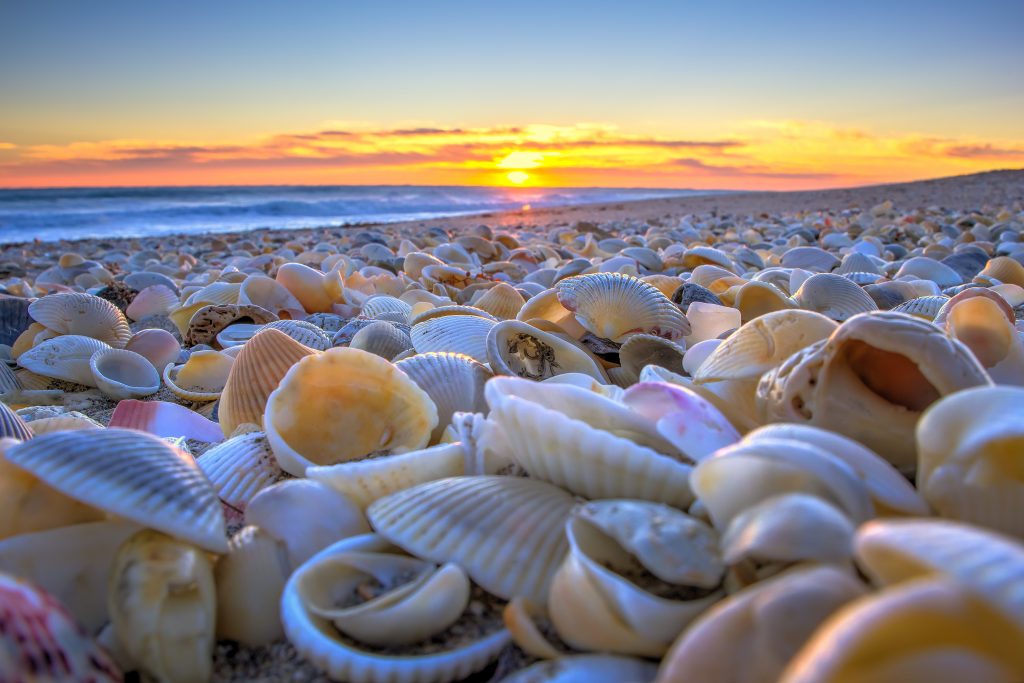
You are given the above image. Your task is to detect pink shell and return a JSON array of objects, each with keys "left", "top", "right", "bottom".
[
  {"left": 109, "top": 400, "right": 224, "bottom": 443},
  {"left": 622, "top": 381, "right": 740, "bottom": 461}
]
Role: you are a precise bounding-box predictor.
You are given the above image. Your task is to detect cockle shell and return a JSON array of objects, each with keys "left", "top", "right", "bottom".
[
  {"left": 261, "top": 318, "right": 332, "bottom": 350},
  {"left": 549, "top": 500, "right": 724, "bottom": 657},
  {"left": 941, "top": 293, "right": 1024, "bottom": 384},
  {"left": 916, "top": 386, "right": 1024, "bottom": 536},
  {"left": 238, "top": 274, "right": 307, "bottom": 319},
  {"left": 89, "top": 347, "right": 160, "bottom": 399},
  {"left": 836, "top": 251, "right": 882, "bottom": 275},
  {"left": 0, "top": 401, "right": 33, "bottom": 441},
  {"left": 163, "top": 348, "right": 234, "bottom": 401},
  {"left": 556, "top": 272, "right": 690, "bottom": 342},
  {"left": 182, "top": 281, "right": 241, "bottom": 308},
  {"left": 780, "top": 246, "right": 839, "bottom": 272},
  {"left": 472, "top": 282, "right": 526, "bottom": 319},
  {"left": 891, "top": 295, "right": 949, "bottom": 321},
  {"left": 264, "top": 347, "right": 437, "bottom": 476},
  {"left": 361, "top": 295, "right": 413, "bottom": 322},
  {"left": 394, "top": 352, "right": 491, "bottom": 444},
  {"left": 486, "top": 319, "right": 607, "bottom": 382},
  {"left": 28, "top": 292, "right": 132, "bottom": 348},
  {"left": 218, "top": 327, "right": 319, "bottom": 436},
  {"left": 197, "top": 430, "right": 285, "bottom": 512},
  {"left": 0, "top": 572, "right": 122, "bottom": 682},
  {"left": 125, "top": 285, "right": 178, "bottom": 322},
  {"left": 108, "top": 530, "right": 216, "bottom": 683},
  {"left": 367, "top": 476, "right": 575, "bottom": 603},
  {"left": 17, "top": 334, "right": 110, "bottom": 386},
  {"left": 411, "top": 304, "right": 496, "bottom": 326},
  {"left": 125, "top": 328, "right": 181, "bottom": 372},
  {"left": 350, "top": 320, "right": 414, "bottom": 360},
  {"left": 410, "top": 314, "right": 496, "bottom": 364},
  {"left": 656, "top": 566, "right": 866, "bottom": 683},
  {"left": 894, "top": 256, "right": 963, "bottom": 288},
  {"left": 184, "top": 303, "right": 277, "bottom": 347},
  {"left": 790, "top": 273, "right": 878, "bottom": 321},
  {"left": 979, "top": 255, "right": 1024, "bottom": 287},
  {"left": 2, "top": 428, "right": 227, "bottom": 552}
]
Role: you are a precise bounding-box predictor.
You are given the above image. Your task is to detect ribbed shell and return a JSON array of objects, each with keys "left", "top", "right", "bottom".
[
  {"left": 123, "top": 271, "right": 179, "bottom": 294},
  {"left": 618, "top": 334, "right": 686, "bottom": 380},
  {"left": 780, "top": 246, "right": 840, "bottom": 272},
  {"left": 197, "top": 431, "right": 284, "bottom": 512},
  {"left": 0, "top": 294, "right": 35, "bottom": 346},
  {"left": 891, "top": 295, "right": 950, "bottom": 321},
  {"left": 472, "top": 283, "right": 526, "bottom": 320},
  {"left": 367, "top": 476, "right": 575, "bottom": 603},
  {"left": 28, "top": 292, "right": 131, "bottom": 348},
  {"left": 410, "top": 315, "right": 496, "bottom": 364},
  {"left": 262, "top": 319, "right": 331, "bottom": 350},
  {"left": 360, "top": 295, "right": 413, "bottom": 322},
  {"left": 980, "top": 256, "right": 1024, "bottom": 287},
  {"left": 556, "top": 273, "right": 690, "bottom": 342},
  {"left": 411, "top": 305, "right": 497, "bottom": 326},
  {"left": 350, "top": 320, "right": 414, "bottom": 361},
  {"left": 219, "top": 328, "right": 319, "bottom": 436},
  {"left": 791, "top": 273, "right": 878, "bottom": 321},
  {"left": 0, "top": 402, "right": 33, "bottom": 440},
  {"left": 894, "top": 257, "right": 963, "bottom": 288},
  {"left": 182, "top": 281, "right": 241, "bottom": 307},
  {"left": 836, "top": 252, "right": 881, "bottom": 275},
  {"left": 125, "top": 285, "right": 178, "bottom": 322},
  {"left": 394, "top": 352, "right": 491, "bottom": 443},
  {"left": 733, "top": 280, "right": 797, "bottom": 323},
  {"left": 17, "top": 335, "right": 111, "bottom": 386},
  {"left": 3, "top": 428, "right": 227, "bottom": 553}
]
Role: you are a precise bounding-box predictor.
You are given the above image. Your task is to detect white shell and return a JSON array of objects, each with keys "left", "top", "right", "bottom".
[
  {"left": 17, "top": 335, "right": 111, "bottom": 386},
  {"left": 556, "top": 272, "right": 690, "bottom": 342},
  {"left": 196, "top": 431, "right": 285, "bottom": 512},
  {"left": 410, "top": 314, "right": 496, "bottom": 364},
  {"left": 394, "top": 352, "right": 492, "bottom": 443},
  {"left": 89, "top": 347, "right": 160, "bottom": 399},
  {"left": 125, "top": 285, "right": 178, "bottom": 322},
  {"left": 29, "top": 292, "right": 132, "bottom": 348},
  {"left": 486, "top": 319, "right": 607, "bottom": 382}
]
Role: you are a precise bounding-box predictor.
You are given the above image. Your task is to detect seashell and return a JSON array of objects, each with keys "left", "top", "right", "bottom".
[
  {"left": 891, "top": 295, "right": 949, "bottom": 320},
  {"left": 350, "top": 320, "right": 414, "bottom": 360},
  {"left": 28, "top": 292, "right": 132, "bottom": 348},
  {"left": 368, "top": 476, "right": 575, "bottom": 603},
  {"left": 361, "top": 295, "right": 413, "bottom": 322},
  {"left": 642, "top": 273, "right": 683, "bottom": 298},
  {"left": 17, "top": 334, "right": 110, "bottom": 386},
  {"left": 123, "top": 271, "right": 179, "bottom": 294},
  {"left": 182, "top": 281, "right": 241, "bottom": 308},
  {"left": 516, "top": 288, "right": 588, "bottom": 338},
  {"left": 163, "top": 348, "right": 234, "bottom": 401},
  {"left": 282, "top": 533, "right": 512, "bottom": 683},
  {"left": 411, "top": 304, "right": 497, "bottom": 326},
  {"left": 0, "top": 520, "right": 140, "bottom": 632},
  {"left": 472, "top": 282, "right": 526, "bottom": 319},
  {"left": 557, "top": 273, "right": 690, "bottom": 342},
  {"left": 238, "top": 274, "right": 307, "bottom": 319},
  {"left": 979, "top": 255, "right": 1024, "bottom": 287},
  {"left": 864, "top": 279, "right": 920, "bottom": 310},
  {"left": 125, "top": 284, "right": 177, "bottom": 322},
  {"left": 109, "top": 399, "right": 224, "bottom": 442},
  {"left": 0, "top": 401, "right": 33, "bottom": 440},
  {"left": 168, "top": 300, "right": 212, "bottom": 337},
  {"left": 215, "top": 322, "right": 263, "bottom": 348},
  {"left": 671, "top": 282, "right": 723, "bottom": 312},
  {"left": 265, "top": 347, "right": 437, "bottom": 476},
  {"left": 215, "top": 525, "right": 290, "bottom": 646},
  {"left": 756, "top": 311, "right": 992, "bottom": 471},
  {"left": 640, "top": 365, "right": 760, "bottom": 435},
  {"left": 0, "top": 294, "right": 34, "bottom": 346},
  {"left": 246, "top": 479, "right": 370, "bottom": 568},
  {"left": 894, "top": 256, "right": 963, "bottom": 287},
  {"left": 0, "top": 572, "right": 122, "bottom": 682},
  {"left": 694, "top": 310, "right": 837, "bottom": 384},
  {"left": 733, "top": 280, "right": 797, "bottom": 323},
  {"left": 410, "top": 314, "right": 496, "bottom": 364},
  {"left": 3, "top": 428, "right": 227, "bottom": 552},
  {"left": 549, "top": 500, "right": 724, "bottom": 657},
  {"left": 305, "top": 311, "right": 348, "bottom": 334},
  {"left": 656, "top": 565, "right": 867, "bottom": 683},
  {"left": 196, "top": 431, "right": 285, "bottom": 512},
  {"left": 916, "top": 386, "right": 1024, "bottom": 536},
  {"left": 680, "top": 246, "right": 737, "bottom": 272},
  {"left": 618, "top": 333, "right": 686, "bottom": 380},
  {"left": 836, "top": 251, "right": 882, "bottom": 275},
  {"left": 780, "top": 246, "right": 839, "bottom": 272},
  {"left": 486, "top": 319, "right": 607, "bottom": 382},
  {"left": 125, "top": 328, "right": 181, "bottom": 372},
  {"left": 184, "top": 303, "right": 277, "bottom": 347},
  {"left": 108, "top": 530, "right": 216, "bottom": 683},
  {"left": 790, "top": 273, "right": 878, "bottom": 321},
  {"left": 941, "top": 251, "right": 990, "bottom": 281},
  {"left": 263, "top": 318, "right": 332, "bottom": 350},
  {"left": 682, "top": 339, "right": 721, "bottom": 376},
  {"left": 507, "top": 655, "right": 658, "bottom": 683},
  {"left": 89, "top": 347, "right": 160, "bottom": 399},
  {"left": 683, "top": 302, "right": 741, "bottom": 345},
  {"left": 394, "top": 352, "right": 491, "bottom": 443},
  {"left": 941, "top": 293, "right": 1024, "bottom": 383},
  {"left": 218, "top": 327, "right": 319, "bottom": 436}
]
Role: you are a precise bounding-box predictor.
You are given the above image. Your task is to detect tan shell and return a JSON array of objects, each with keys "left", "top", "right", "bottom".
[
  {"left": 215, "top": 525, "right": 290, "bottom": 646},
  {"left": 516, "top": 288, "right": 588, "bottom": 338},
  {"left": 16, "top": 335, "right": 110, "bottom": 386},
  {"left": 486, "top": 319, "right": 607, "bottom": 382},
  {"left": 410, "top": 314, "right": 496, "bottom": 363},
  {"left": 618, "top": 333, "right": 686, "bottom": 381},
  {"left": 733, "top": 280, "right": 798, "bottom": 324},
  {"left": 394, "top": 352, "right": 491, "bottom": 443},
  {"left": 28, "top": 292, "right": 131, "bottom": 348},
  {"left": 472, "top": 282, "right": 526, "bottom": 319},
  {"left": 276, "top": 263, "right": 337, "bottom": 313},
  {"left": 941, "top": 293, "right": 1024, "bottom": 383},
  {"left": 238, "top": 274, "right": 307, "bottom": 319},
  {"left": 184, "top": 303, "right": 278, "bottom": 347},
  {"left": 264, "top": 347, "right": 438, "bottom": 476},
  {"left": 349, "top": 320, "right": 414, "bottom": 360},
  {"left": 125, "top": 328, "right": 182, "bottom": 372},
  {"left": 219, "top": 327, "right": 319, "bottom": 436},
  {"left": 979, "top": 255, "right": 1024, "bottom": 287},
  {"left": 197, "top": 430, "right": 285, "bottom": 512},
  {"left": 163, "top": 349, "right": 235, "bottom": 401},
  {"left": 790, "top": 273, "right": 878, "bottom": 321},
  {"left": 556, "top": 273, "right": 690, "bottom": 342}
]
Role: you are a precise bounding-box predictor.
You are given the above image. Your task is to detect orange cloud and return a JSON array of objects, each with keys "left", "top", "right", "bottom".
[{"left": 0, "top": 121, "right": 1021, "bottom": 190}]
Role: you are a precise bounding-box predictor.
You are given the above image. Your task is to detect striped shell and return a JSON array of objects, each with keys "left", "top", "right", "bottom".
[
  {"left": 790, "top": 273, "right": 878, "bottom": 321},
  {"left": 394, "top": 352, "right": 491, "bottom": 443},
  {"left": 0, "top": 402, "right": 33, "bottom": 441},
  {"left": 184, "top": 303, "right": 278, "bottom": 347},
  {"left": 472, "top": 282, "right": 526, "bottom": 320},
  {"left": 28, "top": 292, "right": 131, "bottom": 348},
  {"left": 263, "top": 319, "right": 332, "bottom": 350},
  {"left": 197, "top": 431, "right": 285, "bottom": 512},
  {"left": 350, "top": 320, "right": 414, "bottom": 361},
  {"left": 125, "top": 284, "right": 178, "bottom": 322},
  {"left": 410, "top": 314, "right": 496, "bottom": 364},
  {"left": 556, "top": 273, "right": 690, "bottom": 342}
]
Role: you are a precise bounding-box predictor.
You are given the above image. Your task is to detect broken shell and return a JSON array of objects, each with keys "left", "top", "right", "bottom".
[
  {"left": 28, "top": 292, "right": 132, "bottom": 348},
  {"left": 276, "top": 262, "right": 336, "bottom": 312},
  {"left": 394, "top": 352, "right": 491, "bottom": 444},
  {"left": 556, "top": 273, "right": 690, "bottom": 342},
  {"left": 0, "top": 401, "right": 33, "bottom": 441},
  {"left": 196, "top": 430, "right": 285, "bottom": 512},
  {"left": 184, "top": 303, "right": 277, "bottom": 347},
  {"left": 215, "top": 322, "right": 263, "bottom": 348},
  {"left": 89, "top": 347, "right": 160, "bottom": 399},
  {"left": 790, "top": 273, "right": 878, "bottom": 322},
  {"left": 486, "top": 319, "right": 607, "bottom": 382},
  {"left": 265, "top": 347, "right": 437, "bottom": 476},
  {"left": 410, "top": 314, "right": 496, "bottom": 364},
  {"left": 163, "top": 348, "right": 235, "bottom": 401},
  {"left": 17, "top": 334, "right": 111, "bottom": 386},
  {"left": 125, "top": 284, "right": 178, "bottom": 322},
  {"left": 621, "top": 382, "right": 740, "bottom": 462},
  {"left": 124, "top": 328, "right": 181, "bottom": 372},
  {"left": 108, "top": 399, "right": 224, "bottom": 442}
]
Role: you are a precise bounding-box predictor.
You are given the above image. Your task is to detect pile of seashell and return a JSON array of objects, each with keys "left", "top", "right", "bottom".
[{"left": 1, "top": 198, "right": 1024, "bottom": 683}]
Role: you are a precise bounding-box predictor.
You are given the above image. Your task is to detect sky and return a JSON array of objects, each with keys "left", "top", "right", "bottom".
[{"left": 1, "top": 0, "right": 1022, "bottom": 190}]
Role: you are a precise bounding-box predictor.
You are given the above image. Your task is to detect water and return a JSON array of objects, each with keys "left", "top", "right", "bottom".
[{"left": 0, "top": 185, "right": 721, "bottom": 245}]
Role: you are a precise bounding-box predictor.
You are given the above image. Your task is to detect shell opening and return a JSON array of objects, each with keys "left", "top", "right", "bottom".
[
  {"left": 505, "top": 333, "right": 560, "bottom": 380},
  {"left": 842, "top": 340, "right": 940, "bottom": 412}
]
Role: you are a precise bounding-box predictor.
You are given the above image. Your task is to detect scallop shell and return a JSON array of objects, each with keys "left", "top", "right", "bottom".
[
  {"left": 361, "top": 295, "right": 413, "bottom": 322},
  {"left": 184, "top": 303, "right": 277, "bottom": 347},
  {"left": 891, "top": 295, "right": 949, "bottom": 320},
  {"left": 28, "top": 292, "right": 131, "bottom": 348},
  {"left": 182, "top": 281, "right": 241, "bottom": 308},
  {"left": 486, "top": 319, "right": 607, "bottom": 382},
  {"left": 163, "top": 348, "right": 235, "bottom": 401},
  {"left": 0, "top": 294, "right": 34, "bottom": 346},
  {"left": 941, "top": 293, "right": 1024, "bottom": 383},
  {"left": 350, "top": 320, "right": 414, "bottom": 360},
  {"left": 836, "top": 251, "right": 882, "bottom": 275},
  {"left": 263, "top": 318, "right": 332, "bottom": 350},
  {"left": 238, "top": 274, "right": 307, "bottom": 319},
  {"left": 17, "top": 334, "right": 110, "bottom": 386},
  {"left": 410, "top": 314, "right": 496, "bottom": 364},
  {"left": 125, "top": 328, "right": 182, "bottom": 372},
  {"left": 472, "top": 282, "right": 526, "bottom": 320},
  {"left": 219, "top": 328, "right": 319, "bottom": 435},
  {"left": 394, "top": 352, "right": 491, "bottom": 443},
  {"left": 367, "top": 476, "right": 575, "bottom": 603},
  {"left": 0, "top": 401, "right": 32, "bottom": 441},
  {"left": 780, "top": 246, "right": 840, "bottom": 272},
  {"left": 88, "top": 347, "right": 160, "bottom": 399},
  {"left": 694, "top": 310, "right": 837, "bottom": 384},
  {"left": 3, "top": 428, "right": 227, "bottom": 552},
  {"left": 411, "top": 304, "right": 496, "bottom": 326},
  {"left": 215, "top": 525, "right": 290, "bottom": 646},
  {"left": 733, "top": 280, "right": 798, "bottom": 323},
  {"left": 790, "top": 273, "right": 878, "bottom": 321},
  {"left": 197, "top": 431, "right": 285, "bottom": 512},
  {"left": 979, "top": 255, "right": 1024, "bottom": 287},
  {"left": 125, "top": 284, "right": 178, "bottom": 322},
  {"left": 556, "top": 273, "right": 690, "bottom": 342},
  {"left": 264, "top": 347, "right": 438, "bottom": 476}
]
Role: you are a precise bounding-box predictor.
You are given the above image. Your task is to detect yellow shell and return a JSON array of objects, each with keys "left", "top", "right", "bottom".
[
  {"left": 979, "top": 256, "right": 1024, "bottom": 287},
  {"left": 163, "top": 349, "right": 235, "bottom": 401}
]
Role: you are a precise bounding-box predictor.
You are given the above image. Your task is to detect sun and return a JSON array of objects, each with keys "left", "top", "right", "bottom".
[{"left": 506, "top": 170, "right": 530, "bottom": 185}]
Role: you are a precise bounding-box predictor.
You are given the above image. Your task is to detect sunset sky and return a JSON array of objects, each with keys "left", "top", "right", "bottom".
[{"left": 1, "top": 0, "right": 1022, "bottom": 190}]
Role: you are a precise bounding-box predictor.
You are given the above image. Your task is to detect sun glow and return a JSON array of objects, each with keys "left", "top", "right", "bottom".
[{"left": 506, "top": 170, "right": 530, "bottom": 184}]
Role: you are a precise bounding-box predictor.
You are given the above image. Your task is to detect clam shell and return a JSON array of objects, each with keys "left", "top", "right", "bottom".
[
  {"left": 980, "top": 255, "right": 1024, "bottom": 287},
  {"left": 123, "top": 271, "right": 179, "bottom": 294},
  {"left": 89, "top": 347, "right": 160, "bottom": 399},
  {"left": 836, "top": 251, "right": 882, "bottom": 275},
  {"left": 516, "top": 288, "right": 587, "bottom": 338},
  {"left": 219, "top": 327, "right": 319, "bottom": 436},
  {"left": 368, "top": 476, "right": 575, "bottom": 603},
  {"left": 28, "top": 292, "right": 131, "bottom": 348},
  {"left": 264, "top": 347, "right": 438, "bottom": 476},
  {"left": 393, "top": 352, "right": 491, "bottom": 443},
  {"left": 486, "top": 319, "right": 607, "bottom": 382},
  {"left": 894, "top": 256, "right": 963, "bottom": 287},
  {"left": 556, "top": 273, "right": 690, "bottom": 342},
  {"left": 891, "top": 295, "right": 949, "bottom": 320},
  {"left": 108, "top": 399, "right": 224, "bottom": 442},
  {"left": 942, "top": 294, "right": 1024, "bottom": 382},
  {"left": 163, "top": 348, "right": 234, "bottom": 401},
  {"left": 350, "top": 320, "right": 414, "bottom": 360},
  {"left": 790, "top": 273, "right": 878, "bottom": 321},
  {"left": 17, "top": 334, "right": 110, "bottom": 386},
  {"left": 361, "top": 295, "right": 413, "bottom": 322},
  {"left": 125, "top": 284, "right": 178, "bottom": 322},
  {"left": 472, "top": 282, "right": 526, "bottom": 319},
  {"left": 618, "top": 333, "right": 686, "bottom": 381},
  {"left": 276, "top": 262, "right": 336, "bottom": 312},
  {"left": 124, "top": 328, "right": 181, "bottom": 372},
  {"left": 197, "top": 431, "right": 285, "bottom": 512},
  {"left": 733, "top": 280, "right": 797, "bottom": 323},
  {"left": 184, "top": 303, "right": 278, "bottom": 347},
  {"left": 3, "top": 428, "right": 227, "bottom": 552},
  {"left": 780, "top": 246, "right": 840, "bottom": 272},
  {"left": 263, "top": 319, "right": 332, "bottom": 350},
  {"left": 182, "top": 281, "right": 241, "bottom": 307},
  {"left": 411, "top": 314, "right": 496, "bottom": 363},
  {"left": 238, "top": 274, "right": 307, "bottom": 319}
]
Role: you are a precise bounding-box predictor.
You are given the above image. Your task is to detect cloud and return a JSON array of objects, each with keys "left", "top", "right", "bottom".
[
  {"left": 673, "top": 158, "right": 840, "bottom": 180},
  {"left": 0, "top": 142, "right": 16, "bottom": 150}
]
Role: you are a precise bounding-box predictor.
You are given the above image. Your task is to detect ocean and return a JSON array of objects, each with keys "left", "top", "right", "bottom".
[{"left": 0, "top": 185, "right": 720, "bottom": 245}]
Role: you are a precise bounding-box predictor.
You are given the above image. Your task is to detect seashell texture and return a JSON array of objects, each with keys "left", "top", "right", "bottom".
[
  {"left": 125, "top": 284, "right": 178, "bottom": 322},
  {"left": 184, "top": 303, "right": 278, "bottom": 347},
  {"left": 350, "top": 320, "right": 414, "bottom": 360},
  {"left": 656, "top": 566, "right": 867, "bottom": 683},
  {"left": 368, "top": 476, "right": 575, "bottom": 603},
  {"left": 28, "top": 292, "right": 132, "bottom": 348},
  {"left": 683, "top": 302, "right": 742, "bottom": 345},
  {"left": 218, "top": 327, "right": 319, "bottom": 436},
  {"left": 17, "top": 334, "right": 110, "bottom": 386},
  {"left": 733, "top": 280, "right": 797, "bottom": 324},
  {"left": 790, "top": 273, "right": 878, "bottom": 322},
  {"left": 89, "top": 347, "right": 160, "bottom": 399},
  {"left": 410, "top": 314, "right": 496, "bottom": 364},
  {"left": 263, "top": 318, "right": 332, "bottom": 350},
  {"left": 940, "top": 292, "right": 1024, "bottom": 384},
  {"left": 486, "top": 319, "right": 607, "bottom": 382},
  {"left": 0, "top": 294, "right": 34, "bottom": 346},
  {"left": 556, "top": 272, "right": 690, "bottom": 342},
  {"left": 780, "top": 246, "right": 840, "bottom": 272},
  {"left": 891, "top": 295, "right": 949, "bottom": 321},
  {"left": 0, "top": 401, "right": 33, "bottom": 441},
  {"left": 549, "top": 500, "right": 725, "bottom": 657},
  {"left": 3, "top": 428, "right": 227, "bottom": 552},
  {"left": 472, "top": 282, "right": 526, "bottom": 320},
  {"left": 980, "top": 255, "right": 1024, "bottom": 287},
  {"left": 0, "top": 572, "right": 122, "bottom": 683},
  {"left": 197, "top": 430, "right": 285, "bottom": 512},
  {"left": 215, "top": 322, "right": 264, "bottom": 348},
  {"left": 265, "top": 347, "right": 438, "bottom": 476},
  {"left": 125, "top": 328, "right": 181, "bottom": 372},
  {"left": 916, "top": 386, "right": 1024, "bottom": 537},
  {"left": 163, "top": 348, "right": 235, "bottom": 401},
  {"left": 108, "top": 530, "right": 216, "bottom": 683},
  {"left": 394, "top": 352, "right": 491, "bottom": 443},
  {"left": 757, "top": 311, "right": 992, "bottom": 471}
]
